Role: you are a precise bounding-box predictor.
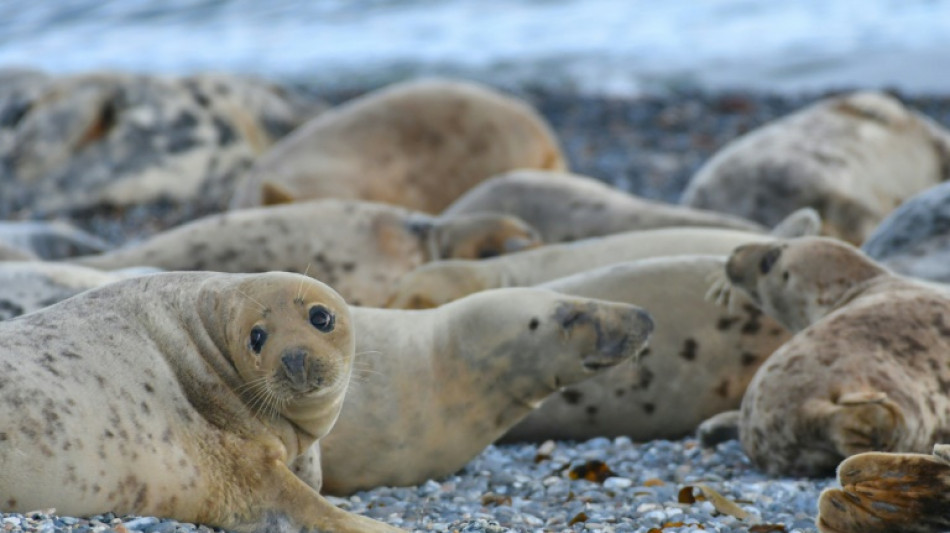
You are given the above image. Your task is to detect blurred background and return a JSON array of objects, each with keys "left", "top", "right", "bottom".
[{"left": 2, "top": 0, "right": 949, "bottom": 96}]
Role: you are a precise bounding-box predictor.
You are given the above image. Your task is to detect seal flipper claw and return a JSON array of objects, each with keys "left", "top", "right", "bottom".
[
  {"left": 816, "top": 446, "right": 950, "bottom": 533},
  {"left": 696, "top": 410, "right": 741, "bottom": 448}
]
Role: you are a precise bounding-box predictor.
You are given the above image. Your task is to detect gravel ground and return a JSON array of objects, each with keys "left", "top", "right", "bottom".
[
  {"left": 1, "top": 437, "right": 836, "bottom": 533},
  {"left": 5, "top": 87, "right": 950, "bottom": 532}
]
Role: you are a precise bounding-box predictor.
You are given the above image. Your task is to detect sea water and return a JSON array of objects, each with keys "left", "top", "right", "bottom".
[{"left": 1, "top": 0, "right": 949, "bottom": 95}]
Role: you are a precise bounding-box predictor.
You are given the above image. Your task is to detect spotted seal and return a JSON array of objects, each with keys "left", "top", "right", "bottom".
[
  {"left": 386, "top": 208, "right": 820, "bottom": 309},
  {"left": 501, "top": 255, "right": 790, "bottom": 443},
  {"left": 290, "top": 287, "right": 654, "bottom": 495},
  {"left": 71, "top": 199, "right": 541, "bottom": 306},
  {"left": 711, "top": 237, "right": 950, "bottom": 476},
  {"left": 442, "top": 169, "right": 766, "bottom": 242},
  {"left": 229, "top": 78, "right": 566, "bottom": 213},
  {"left": 682, "top": 91, "right": 950, "bottom": 244},
  {"left": 0, "top": 271, "right": 400, "bottom": 532}
]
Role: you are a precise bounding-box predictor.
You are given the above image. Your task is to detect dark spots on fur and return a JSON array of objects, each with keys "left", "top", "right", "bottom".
[
  {"left": 715, "top": 379, "right": 730, "bottom": 398},
  {"left": 642, "top": 403, "right": 655, "bottom": 414},
  {"left": 717, "top": 317, "right": 739, "bottom": 331},
  {"left": 104, "top": 429, "right": 114, "bottom": 438},
  {"left": 5, "top": 498, "right": 15, "bottom": 508},
  {"left": 740, "top": 304, "right": 764, "bottom": 335},
  {"left": 741, "top": 352, "right": 759, "bottom": 367},
  {"left": 614, "top": 388, "right": 625, "bottom": 397},
  {"left": 585, "top": 406, "right": 598, "bottom": 416},
  {"left": 680, "top": 338, "right": 698, "bottom": 361},
  {"left": 37, "top": 352, "right": 61, "bottom": 377},
  {"left": 212, "top": 117, "right": 237, "bottom": 146},
  {"left": 95, "top": 374, "right": 106, "bottom": 387},
  {"left": 932, "top": 313, "right": 950, "bottom": 338},
  {"left": 60, "top": 350, "right": 81, "bottom": 359},
  {"left": 561, "top": 389, "right": 582, "bottom": 405},
  {"left": 341, "top": 262, "right": 356, "bottom": 273},
  {"left": 639, "top": 348, "right": 650, "bottom": 358},
  {"left": 141, "top": 401, "right": 151, "bottom": 415},
  {"left": 215, "top": 248, "right": 241, "bottom": 265},
  {"left": 636, "top": 366, "right": 654, "bottom": 390},
  {"left": 898, "top": 334, "right": 928, "bottom": 356},
  {"left": 770, "top": 327, "right": 784, "bottom": 336},
  {"left": 782, "top": 354, "right": 804, "bottom": 372},
  {"left": 144, "top": 383, "right": 154, "bottom": 394},
  {"left": 0, "top": 432, "right": 7, "bottom": 441},
  {"left": 529, "top": 318, "right": 539, "bottom": 331}
]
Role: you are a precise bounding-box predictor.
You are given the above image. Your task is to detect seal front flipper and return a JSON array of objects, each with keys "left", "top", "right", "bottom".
[
  {"left": 249, "top": 464, "right": 402, "bottom": 533},
  {"left": 816, "top": 443, "right": 950, "bottom": 533},
  {"left": 697, "top": 410, "right": 741, "bottom": 448}
]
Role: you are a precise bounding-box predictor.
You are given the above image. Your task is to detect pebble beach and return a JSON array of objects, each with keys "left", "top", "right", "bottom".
[{"left": 3, "top": 86, "right": 949, "bottom": 532}]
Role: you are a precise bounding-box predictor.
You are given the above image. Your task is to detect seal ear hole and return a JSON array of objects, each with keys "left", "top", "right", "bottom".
[
  {"left": 759, "top": 248, "right": 782, "bottom": 275},
  {"left": 249, "top": 326, "right": 268, "bottom": 354},
  {"left": 309, "top": 305, "right": 335, "bottom": 333}
]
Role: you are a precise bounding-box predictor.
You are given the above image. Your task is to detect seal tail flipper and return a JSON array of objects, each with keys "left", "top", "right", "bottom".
[
  {"left": 827, "top": 391, "right": 905, "bottom": 458},
  {"left": 816, "top": 445, "right": 950, "bottom": 533}
]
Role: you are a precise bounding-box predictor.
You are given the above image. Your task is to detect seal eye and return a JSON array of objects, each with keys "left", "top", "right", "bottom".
[
  {"left": 759, "top": 248, "right": 782, "bottom": 275},
  {"left": 249, "top": 326, "right": 267, "bottom": 354},
  {"left": 309, "top": 305, "right": 335, "bottom": 333}
]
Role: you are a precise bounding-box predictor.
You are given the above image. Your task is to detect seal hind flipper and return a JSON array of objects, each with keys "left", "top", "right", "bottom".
[
  {"left": 816, "top": 444, "right": 950, "bottom": 533},
  {"left": 827, "top": 392, "right": 905, "bottom": 457}
]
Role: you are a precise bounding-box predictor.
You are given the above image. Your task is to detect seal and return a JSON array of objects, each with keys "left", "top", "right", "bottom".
[
  {"left": 0, "top": 261, "right": 159, "bottom": 321},
  {"left": 71, "top": 199, "right": 541, "bottom": 306},
  {"left": 718, "top": 236, "right": 950, "bottom": 476},
  {"left": 229, "top": 78, "right": 567, "bottom": 213},
  {"left": 862, "top": 180, "right": 950, "bottom": 283},
  {"left": 0, "top": 242, "right": 36, "bottom": 261},
  {"left": 290, "top": 287, "right": 654, "bottom": 495},
  {"left": 442, "top": 169, "right": 766, "bottom": 242},
  {"left": 0, "top": 271, "right": 401, "bottom": 533},
  {"left": 3, "top": 71, "right": 322, "bottom": 216},
  {"left": 387, "top": 208, "right": 821, "bottom": 309},
  {"left": 681, "top": 91, "right": 950, "bottom": 244},
  {"left": 0, "top": 220, "right": 110, "bottom": 259},
  {"left": 500, "top": 255, "right": 790, "bottom": 443},
  {"left": 816, "top": 443, "right": 950, "bottom": 533}
]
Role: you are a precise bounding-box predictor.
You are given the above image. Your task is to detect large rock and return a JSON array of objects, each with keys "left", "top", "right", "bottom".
[
  {"left": 681, "top": 91, "right": 950, "bottom": 245},
  {"left": 0, "top": 69, "right": 324, "bottom": 217}
]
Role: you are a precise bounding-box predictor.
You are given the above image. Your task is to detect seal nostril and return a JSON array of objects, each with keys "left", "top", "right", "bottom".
[{"left": 281, "top": 350, "right": 307, "bottom": 377}]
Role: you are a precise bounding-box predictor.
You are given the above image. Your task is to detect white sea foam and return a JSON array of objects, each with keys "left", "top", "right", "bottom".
[{"left": 1, "top": 0, "right": 949, "bottom": 95}]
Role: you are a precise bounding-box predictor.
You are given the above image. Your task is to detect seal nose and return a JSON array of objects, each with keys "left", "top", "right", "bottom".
[
  {"left": 586, "top": 305, "right": 654, "bottom": 369},
  {"left": 726, "top": 245, "right": 751, "bottom": 284},
  {"left": 281, "top": 348, "right": 307, "bottom": 381}
]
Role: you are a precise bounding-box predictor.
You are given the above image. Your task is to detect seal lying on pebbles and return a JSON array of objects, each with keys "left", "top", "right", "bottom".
[
  {"left": 2, "top": 70, "right": 322, "bottom": 215},
  {"left": 500, "top": 255, "right": 790, "bottom": 443},
  {"left": 0, "top": 262, "right": 158, "bottom": 320},
  {"left": 862, "top": 180, "right": 950, "bottom": 283},
  {"left": 290, "top": 287, "right": 654, "bottom": 495},
  {"left": 816, "top": 443, "right": 950, "bottom": 533},
  {"left": 71, "top": 199, "right": 541, "bottom": 307},
  {"left": 442, "top": 169, "right": 766, "bottom": 242},
  {"left": 386, "top": 208, "right": 820, "bottom": 309},
  {"left": 0, "top": 272, "right": 396, "bottom": 532},
  {"left": 0, "top": 271, "right": 401, "bottom": 533},
  {"left": 0, "top": 242, "right": 36, "bottom": 261},
  {"left": 681, "top": 91, "right": 950, "bottom": 244},
  {"left": 707, "top": 237, "right": 950, "bottom": 476},
  {"left": 229, "top": 78, "right": 566, "bottom": 213},
  {"left": 0, "top": 220, "right": 110, "bottom": 259}
]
